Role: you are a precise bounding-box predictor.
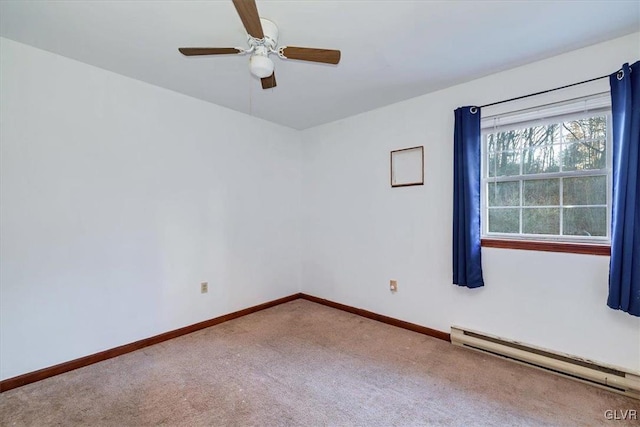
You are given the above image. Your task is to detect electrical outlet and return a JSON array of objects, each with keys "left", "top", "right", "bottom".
[
  {"left": 390, "top": 280, "right": 398, "bottom": 292},
  {"left": 200, "top": 282, "right": 208, "bottom": 294}
]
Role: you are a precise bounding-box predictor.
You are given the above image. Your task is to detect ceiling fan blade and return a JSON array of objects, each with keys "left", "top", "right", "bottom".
[
  {"left": 261, "top": 73, "right": 276, "bottom": 89},
  {"left": 232, "top": 0, "right": 264, "bottom": 39},
  {"left": 280, "top": 47, "right": 341, "bottom": 65},
  {"left": 179, "top": 47, "right": 242, "bottom": 56}
]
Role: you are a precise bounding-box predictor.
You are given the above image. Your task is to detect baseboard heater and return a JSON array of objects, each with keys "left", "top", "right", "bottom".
[{"left": 450, "top": 326, "right": 640, "bottom": 400}]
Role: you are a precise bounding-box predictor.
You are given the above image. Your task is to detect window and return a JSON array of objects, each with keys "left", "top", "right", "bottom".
[{"left": 481, "top": 95, "right": 611, "bottom": 249}]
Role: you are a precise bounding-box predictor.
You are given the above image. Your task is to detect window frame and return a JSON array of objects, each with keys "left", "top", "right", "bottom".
[{"left": 480, "top": 95, "right": 612, "bottom": 254}]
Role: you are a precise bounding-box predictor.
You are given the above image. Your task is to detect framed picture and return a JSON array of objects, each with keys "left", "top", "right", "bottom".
[{"left": 390, "top": 146, "right": 424, "bottom": 187}]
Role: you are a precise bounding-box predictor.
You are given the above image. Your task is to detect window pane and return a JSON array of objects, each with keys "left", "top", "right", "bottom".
[
  {"left": 487, "top": 130, "right": 521, "bottom": 152},
  {"left": 562, "top": 117, "right": 606, "bottom": 142},
  {"left": 488, "top": 181, "right": 520, "bottom": 206},
  {"left": 488, "top": 208, "right": 519, "bottom": 233},
  {"left": 562, "top": 140, "right": 606, "bottom": 171},
  {"left": 519, "top": 124, "right": 560, "bottom": 148},
  {"left": 523, "top": 145, "right": 561, "bottom": 174},
  {"left": 488, "top": 151, "right": 521, "bottom": 177},
  {"left": 523, "top": 208, "right": 559, "bottom": 235},
  {"left": 563, "top": 176, "right": 606, "bottom": 205},
  {"left": 523, "top": 179, "right": 559, "bottom": 206},
  {"left": 563, "top": 207, "right": 607, "bottom": 237}
]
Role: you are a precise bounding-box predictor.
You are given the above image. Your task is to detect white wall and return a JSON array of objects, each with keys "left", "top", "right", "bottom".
[
  {"left": 0, "top": 38, "right": 302, "bottom": 380},
  {"left": 301, "top": 33, "right": 640, "bottom": 372}
]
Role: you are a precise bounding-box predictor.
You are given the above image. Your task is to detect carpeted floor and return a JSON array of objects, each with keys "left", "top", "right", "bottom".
[{"left": 1, "top": 299, "right": 638, "bottom": 426}]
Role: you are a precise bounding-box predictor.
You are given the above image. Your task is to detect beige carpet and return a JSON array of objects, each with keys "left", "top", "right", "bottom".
[{"left": 1, "top": 299, "right": 638, "bottom": 426}]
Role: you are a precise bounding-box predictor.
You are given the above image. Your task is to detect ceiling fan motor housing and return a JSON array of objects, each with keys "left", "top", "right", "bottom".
[
  {"left": 247, "top": 19, "right": 278, "bottom": 50},
  {"left": 257, "top": 19, "right": 278, "bottom": 49}
]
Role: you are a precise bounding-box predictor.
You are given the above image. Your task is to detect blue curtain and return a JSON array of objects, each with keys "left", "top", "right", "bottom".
[
  {"left": 608, "top": 61, "right": 640, "bottom": 317},
  {"left": 453, "top": 106, "right": 484, "bottom": 288}
]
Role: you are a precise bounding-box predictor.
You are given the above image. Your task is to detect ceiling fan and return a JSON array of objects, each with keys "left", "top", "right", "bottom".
[{"left": 178, "top": 0, "right": 341, "bottom": 89}]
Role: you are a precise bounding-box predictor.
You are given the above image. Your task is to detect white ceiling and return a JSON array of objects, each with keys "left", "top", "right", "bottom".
[{"left": 1, "top": 1, "right": 639, "bottom": 130}]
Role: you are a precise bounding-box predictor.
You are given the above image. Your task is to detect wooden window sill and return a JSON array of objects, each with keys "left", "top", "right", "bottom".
[{"left": 481, "top": 239, "right": 611, "bottom": 256}]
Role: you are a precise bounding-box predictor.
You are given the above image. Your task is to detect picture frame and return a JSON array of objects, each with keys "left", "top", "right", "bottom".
[{"left": 390, "top": 146, "right": 424, "bottom": 187}]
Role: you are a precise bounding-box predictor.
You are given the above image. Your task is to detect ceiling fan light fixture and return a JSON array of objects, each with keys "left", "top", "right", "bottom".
[{"left": 249, "top": 54, "right": 274, "bottom": 78}]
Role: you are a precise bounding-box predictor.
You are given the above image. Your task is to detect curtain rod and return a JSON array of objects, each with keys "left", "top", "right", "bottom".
[{"left": 479, "top": 74, "right": 609, "bottom": 109}]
